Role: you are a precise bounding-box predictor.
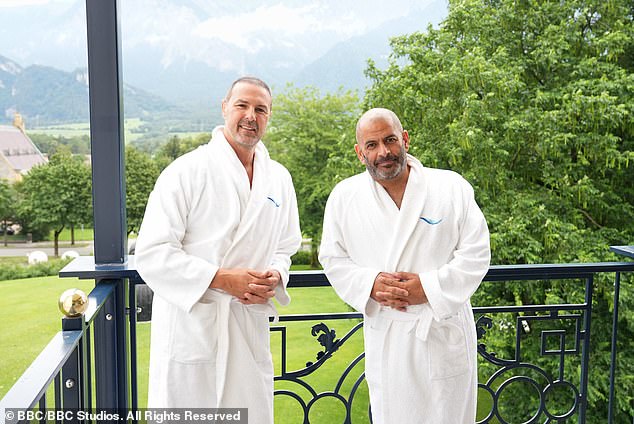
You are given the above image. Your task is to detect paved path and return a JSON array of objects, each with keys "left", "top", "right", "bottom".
[{"left": 0, "top": 241, "right": 94, "bottom": 257}]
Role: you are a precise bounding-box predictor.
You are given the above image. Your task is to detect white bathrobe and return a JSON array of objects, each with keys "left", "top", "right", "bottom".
[
  {"left": 135, "top": 126, "right": 301, "bottom": 422},
  {"left": 319, "top": 155, "right": 490, "bottom": 424}
]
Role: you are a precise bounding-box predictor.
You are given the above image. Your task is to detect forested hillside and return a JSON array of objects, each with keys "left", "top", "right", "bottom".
[{"left": 0, "top": 55, "right": 176, "bottom": 125}]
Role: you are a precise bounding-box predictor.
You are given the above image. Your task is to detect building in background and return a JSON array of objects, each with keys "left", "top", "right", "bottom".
[{"left": 0, "top": 113, "right": 47, "bottom": 181}]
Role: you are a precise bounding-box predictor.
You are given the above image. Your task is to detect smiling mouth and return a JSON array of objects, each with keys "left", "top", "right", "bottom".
[{"left": 240, "top": 125, "right": 256, "bottom": 131}]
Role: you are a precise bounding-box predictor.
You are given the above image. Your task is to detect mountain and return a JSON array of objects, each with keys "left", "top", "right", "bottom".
[
  {"left": 0, "top": 55, "right": 176, "bottom": 125},
  {"left": 0, "top": 0, "right": 449, "bottom": 123},
  {"left": 292, "top": 1, "right": 449, "bottom": 93},
  {"left": 0, "top": 56, "right": 21, "bottom": 113},
  {"left": 118, "top": 0, "right": 449, "bottom": 101}
]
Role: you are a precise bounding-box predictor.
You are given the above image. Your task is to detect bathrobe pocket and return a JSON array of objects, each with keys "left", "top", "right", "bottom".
[
  {"left": 169, "top": 299, "right": 218, "bottom": 363},
  {"left": 427, "top": 312, "right": 469, "bottom": 380},
  {"left": 248, "top": 310, "right": 272, "bottom": 364}
]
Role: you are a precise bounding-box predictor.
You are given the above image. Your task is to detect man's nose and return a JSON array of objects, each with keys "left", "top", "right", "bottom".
[
  {"left": 245, "top": 107, "right": 256, "bottom": 120},
  {"left": 377, "top": 143, "right": 390, "bottom": 157}
]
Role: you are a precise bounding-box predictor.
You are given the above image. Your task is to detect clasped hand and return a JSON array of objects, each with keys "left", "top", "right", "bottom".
[
  {"left": 370, "top": 271, "right": 428, "bottom": 311},
  {"left": 211, "top": 268, "right": 281, "bottom": 304}
]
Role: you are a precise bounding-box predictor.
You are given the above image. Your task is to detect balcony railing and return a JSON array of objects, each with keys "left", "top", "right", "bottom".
[{"left": 1, "top": 252, "right": 633, "bottom": 423}]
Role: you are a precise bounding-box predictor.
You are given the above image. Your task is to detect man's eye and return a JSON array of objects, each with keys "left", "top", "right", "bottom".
[{"left": 366, "top": 143, "right": 376, "bottom": 150}]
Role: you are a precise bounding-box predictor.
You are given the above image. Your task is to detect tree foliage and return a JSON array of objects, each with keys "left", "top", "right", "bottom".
[
  {"left": 365, "top": 0, "right": 633, "bottom": 264},
  {"left": 154, "top": 133, "right": 211, "bottom": 170},
  {"left": 363, "top": 0, "right": 633, "bottom": 420},
  {"left": 16, "top": 150, "right": 92, "bottom": 256},
  {"left": 126, "top": 146, "right": 161, "bottom": 235},
  {"left": 125, "top": 133, "right": 209, "bottom": 236},
  {"left": 29, "top": 133, "right": 91, "bottom": 155},
  {"left": 265, "top": 85, "right": 362, "bottom": 266},
  {"left": 0, "top": 179, "right": 17, "bottom": 246}
]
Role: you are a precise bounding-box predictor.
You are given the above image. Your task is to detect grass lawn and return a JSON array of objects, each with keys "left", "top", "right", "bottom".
[
  {"left": 29, "top": 119, "right": 145, "bottom": 143},
  {"left": 1, "top": 276, "right": 493, "bottom": 422},
  {"left": 0, "top": 228, "right": 93, "bottom": 245},
  {"left": 0, "top": 275, "right": 94, "bottom": 396},
  {"left": 48, "top": 227, "right": 94, "bottom": 242},
  {"left": 29, "top": 119, "right": 207, "bottom": 145},
  {"left": 1, "top": 234, "right": 28, "bottom": 243}
]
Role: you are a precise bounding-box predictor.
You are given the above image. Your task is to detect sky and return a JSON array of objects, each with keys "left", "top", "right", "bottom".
[
  {"left": 0, "top": 0, "right": 442, "bottom": 71},
  {"left": 0, "top": 0, "right": 447, "bottom": 107},
  {"left": 0, "top": 0, "right": 45, "bottom": 5}
]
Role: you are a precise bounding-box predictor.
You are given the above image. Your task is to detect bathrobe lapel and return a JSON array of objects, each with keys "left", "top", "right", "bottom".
[
  {"left": 206, "top": 133, "right": 279, "bottom": 408},
  {"left": 381, "top": 155, "right": 428, "bottom": 272}
]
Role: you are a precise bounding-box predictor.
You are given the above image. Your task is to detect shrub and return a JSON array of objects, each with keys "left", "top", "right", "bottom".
[
  {"left": 0, "top": 257, "right": 73, "bottom": 281},
  {"left": 291, "top": 250, "right": 311, "bottom": 265}
]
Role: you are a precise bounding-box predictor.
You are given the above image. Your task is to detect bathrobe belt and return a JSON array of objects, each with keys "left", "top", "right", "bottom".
[{"left": 372, "top": 303, "right": 435, "bottom": 342}]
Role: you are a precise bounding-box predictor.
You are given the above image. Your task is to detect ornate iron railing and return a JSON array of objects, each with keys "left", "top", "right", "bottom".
[{"left": 1, "top": 256, "right": 633, "bottom": 424}]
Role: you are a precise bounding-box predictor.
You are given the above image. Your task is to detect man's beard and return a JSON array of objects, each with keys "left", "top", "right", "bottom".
[
  {"left": 234, "top": 118, "right": 261, "bottom": 147},
  {"left": 364, "top": 145, "right": 407, "bottom": 181}
]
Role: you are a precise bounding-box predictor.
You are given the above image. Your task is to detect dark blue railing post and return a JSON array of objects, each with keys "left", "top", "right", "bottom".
[
  {"left": 578, "top": 275, "right": 594, "bottom": 424},
  {"left": 92, "top": 279, "right": 129, "bottom": 412},
  {"left": 128, "top": 278, "right": 143, "bottom": 413},
  {"left": 61, "top": 316, "right": 86, "bottom": 412},
  {"left": 85, "top": 0, "right": 129, "bottom": 414},
  {"left": 85, "top": 0, "right": 127, "bottom": 264},
  {"left": 608, "top": 246, "right": 634, "bottom": 424},
  {"left": 608, "top": 271, "right": 621, "bottom": 424}
]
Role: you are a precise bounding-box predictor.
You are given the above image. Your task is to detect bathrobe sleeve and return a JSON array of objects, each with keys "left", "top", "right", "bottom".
[
  {"left": 419, "top": 177, "right": 490, "bottom": 319},
  {"left": 319, "top": 185, "right": 382, "bottom": 314},
  {"left": 269, "top": 172, "right": 302, "bottom": 306},
  {"left": 135, "top": 162, "right": 218, "bottom": 313}
]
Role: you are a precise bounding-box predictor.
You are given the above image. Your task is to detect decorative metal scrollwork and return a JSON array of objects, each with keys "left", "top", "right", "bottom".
[
  {"left": 474, "top": 310, "right": 585, "bottom": 423},
  {"left": 476, "top": 315, "right": 515, "bottom": 367},
  {"left": 307, "top": 323, "right": 339, "bottom": 365},
  {"left": 274, "top": 321, "right": 367, "bottom": 423}
]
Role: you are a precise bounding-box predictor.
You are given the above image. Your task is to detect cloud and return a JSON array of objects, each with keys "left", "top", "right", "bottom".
[
  {"left": 118, "top": 0, "right": 433, "bottom": 73},
  {"left": 0, "top": 0, "right": 68, "bottom": 7},
  {"left": 193, "top": 3, "right": 366, "bottom": 50}
]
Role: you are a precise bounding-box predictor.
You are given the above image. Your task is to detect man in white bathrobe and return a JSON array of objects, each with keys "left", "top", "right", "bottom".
[
  {"left": 135, "top": 77, "right": 301, "bottom": 422},
  {"left": 319, "top": 108, "right": 490, "bottom": 423}
]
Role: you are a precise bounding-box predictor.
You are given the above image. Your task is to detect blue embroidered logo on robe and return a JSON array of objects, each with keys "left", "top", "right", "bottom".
[
  {"left": 420, "top": 216, "right": 443, "bottom": 225},
  {"left": 267, "top": 196, "right": 281, "bottom": 207}
]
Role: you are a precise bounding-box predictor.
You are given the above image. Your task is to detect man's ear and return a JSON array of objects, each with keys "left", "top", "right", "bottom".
[
  {"left": 403, "top": 130, "right": 410, "bottom": 152},
  {"left": 354, "top": 144, "right": 365, "bottom": 163},
  {"left": 221, "top": 100, "right": 227, "bottom": 119}
]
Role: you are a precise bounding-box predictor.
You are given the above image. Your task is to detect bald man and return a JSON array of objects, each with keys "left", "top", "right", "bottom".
[{"left": 319, "top": 108, "right": 490, "bottom": 423}]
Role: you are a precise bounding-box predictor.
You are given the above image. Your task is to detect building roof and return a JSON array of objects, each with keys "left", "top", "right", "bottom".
[{"left": 0, "top": 125, "right": 47, "bottom": 181}]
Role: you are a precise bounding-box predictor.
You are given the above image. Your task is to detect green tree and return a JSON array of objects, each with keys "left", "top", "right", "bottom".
[
  {"left": 365, "top": 0, "right": 634, "bottom": 263},
  {"left": 180, "top": 132, "right": 211, "bottom": 154},
  {"left": 364, "top": 0, "right": 633, "bottom": 420},
  {"left": 156, "top": 135, "right": 183, "bottom": 168},
  {"left": 17, "top": 150, "right": 92, "bottom": 256},
  {"left": 29, "top": 133, "right": 91, "bottom": 155},
  {"left": 0, "top": 180, "right": 17, "bottom": 246},
  {"left": 265, "top": 85, "right": 362, "bottom": 266},
  {"left": 154, "top": 133, "right": 211, "bottom": 170},
  {"left": 126, "top": 146, "right": 160, "bottom": 235}
]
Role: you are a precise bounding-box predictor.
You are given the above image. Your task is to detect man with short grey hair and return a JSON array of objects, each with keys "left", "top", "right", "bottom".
[{"left": 136, "top": 76, "right": 301, "bottom": 423}]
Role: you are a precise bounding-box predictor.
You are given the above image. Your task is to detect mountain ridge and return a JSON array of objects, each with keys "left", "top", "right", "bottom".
[
  {"left": 0, "top": 54, "right": 177, "bottom": 125},
  {"left": 0, "top": 0, "right": 449, "bottom": 125}
]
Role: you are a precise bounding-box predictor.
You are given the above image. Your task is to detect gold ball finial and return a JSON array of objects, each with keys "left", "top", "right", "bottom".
[{"left": 58, "top": 288, "right": 88, "bottom": 318}]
